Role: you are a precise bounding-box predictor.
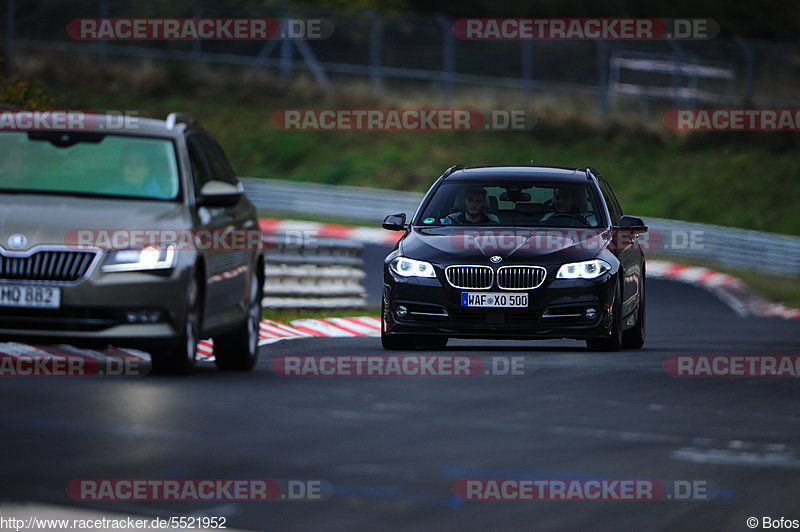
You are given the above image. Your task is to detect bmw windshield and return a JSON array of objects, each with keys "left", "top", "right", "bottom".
[{"left": 418, "top": 180, "right": 605, "bottom": 228}]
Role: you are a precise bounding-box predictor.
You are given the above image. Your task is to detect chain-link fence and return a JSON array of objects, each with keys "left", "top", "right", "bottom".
[{"left": 4, "top": 0, "right": 800, "bottom": 122}]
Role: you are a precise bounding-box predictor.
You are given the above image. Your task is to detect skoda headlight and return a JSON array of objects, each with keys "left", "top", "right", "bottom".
[
  {"left": 102, "top": 245, "right": 176, "bottom": 272},
  {"left": 556, "top": 259, "right": 610, "bottom": 280},
  {"left": 390, "top": 257, "right": 436, "bottom": 278}
]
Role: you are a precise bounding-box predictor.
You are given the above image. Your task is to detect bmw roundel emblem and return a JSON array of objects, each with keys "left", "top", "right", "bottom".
[
  {"left": 490, "top": 255, "right": 502, "bottom": 263},
  {"left": 7, "top": 234, "right": 27, "bottom": 250}
]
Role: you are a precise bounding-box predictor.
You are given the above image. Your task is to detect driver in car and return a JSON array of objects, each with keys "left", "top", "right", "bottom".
[
  {"left": 442, "top": 186, "right": 500, "bottom": 225},
  {"left": 540, "top": 187, "right": 597, "bottom": 225}
]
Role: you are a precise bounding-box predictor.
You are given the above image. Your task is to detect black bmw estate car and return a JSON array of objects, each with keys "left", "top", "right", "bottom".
[{"left": 381, "top": 165, "right": 647, "bottom": 351}]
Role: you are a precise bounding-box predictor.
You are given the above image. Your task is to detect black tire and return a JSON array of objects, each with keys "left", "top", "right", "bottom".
[
  {"left": 622, "top": 273, "right": 645, "bottom": 349},
  {"left": 381, "top": 330, "right": 413, "bottom": 350},
  {"left": 586, "top": 280, "right": 623, "bottom": 352},
  {"left": 151, "top": 275, "right": 200, "bottom": 374},
  {"left": 381, "top": 300, "right": 446, "bottom": 350},
  {"left": 416, "top": 336, "right": 448, "bottom": 350},
  {"left": 382, "top": 331, "right": 447, "bottom": 350},
  {"left": 214, "top": 270, "right": 262, "bottom": 371},
  {"left": 381, "top": 300, "right": 411, "bottom": 350}
]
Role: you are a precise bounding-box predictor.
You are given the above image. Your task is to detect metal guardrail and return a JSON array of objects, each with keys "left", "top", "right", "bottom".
[
  {"left": 261, "top": 233, "right": 367, "bottom": 309},
  {"left": 243, "top": 178, "right": 422, "bottom": 222},
  {"left": 244, "top": 178, "right": 800, "bottom": 277},
  {"left": 643, "top": 217, "right": 800, "bottom": 277}
]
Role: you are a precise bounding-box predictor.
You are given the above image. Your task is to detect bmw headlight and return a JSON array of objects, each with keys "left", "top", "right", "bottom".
[
  {"left": 556, "top": 259, "right": 610, "bottom": 280},
  {"left": 390, "top": 257, "right": 436, "bottom": 278},
  {"left": 102, "top": 245, "right": 176, "bottom": 272}
]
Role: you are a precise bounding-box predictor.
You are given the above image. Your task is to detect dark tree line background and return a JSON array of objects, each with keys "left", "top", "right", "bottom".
[{"left": 286, "top": 0, "right": 799, "bottom": 40}]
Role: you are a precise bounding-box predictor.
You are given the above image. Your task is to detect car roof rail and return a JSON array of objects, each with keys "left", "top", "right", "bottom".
[
  {"left": 585, "top": 167, "right": 601, "bottom": 181},
  {"left": 442, "top": 165, "right": 466, "bottom": 178},
  {"left": 165, "top": 112, "right": 199, "bottom": 130}
]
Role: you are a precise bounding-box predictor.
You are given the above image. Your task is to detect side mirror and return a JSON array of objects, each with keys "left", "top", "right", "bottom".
[
  {"left": 382, "top": 213, "right": 408, "bottom": 231},
  {"left": 617, "top": 215, "right": 648, "bottom": 233},
  {"left": 197, "top": 180, "right": 243, "bottom": 207}
]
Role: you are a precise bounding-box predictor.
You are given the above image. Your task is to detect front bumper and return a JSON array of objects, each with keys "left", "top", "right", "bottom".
[
  {"left": 383, "top": 270, "right": 616, "bottom": 340},
  {"left": 0, "top": 268, "right": 192, "bottom": 348}
]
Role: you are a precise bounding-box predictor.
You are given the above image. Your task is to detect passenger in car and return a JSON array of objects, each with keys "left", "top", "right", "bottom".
[
  {"left": 442, "top": 186, "right": 500, "bottom": 225},
  {"left": 540, "top": 187, "right": 597, "bottom": 226},
  {"left": 110, "top": 147, "right": 165, "bottom": 197}
]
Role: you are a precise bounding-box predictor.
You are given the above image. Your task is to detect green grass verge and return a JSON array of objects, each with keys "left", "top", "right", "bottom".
[
  {"left": 51, "top": 79, "right": 800, "bottom": 236},
  {"left": 258, "top": 210, "right": 383, "bottom": 228},
  {"left": 261, "top": 307, "right": 381, "bottom": 323}
]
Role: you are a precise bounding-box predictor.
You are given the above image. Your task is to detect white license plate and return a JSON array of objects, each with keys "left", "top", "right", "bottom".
[
  {"left": 461, "top": 292, "right": 528, "bottom": 308},
  {"left": 0, "top": 284, "right": 61, "bottom": 309}
]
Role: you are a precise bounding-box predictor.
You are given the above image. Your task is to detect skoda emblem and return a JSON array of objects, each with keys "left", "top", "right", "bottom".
[
  {"left": 490, "top": 255, "right": 502, "bottom": 263},
  {"left": 7, "top": 234, "right": 27, "bottom": 250}
]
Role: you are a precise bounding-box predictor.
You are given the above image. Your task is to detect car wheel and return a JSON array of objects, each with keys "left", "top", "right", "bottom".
[
  {"left": 586, "top": 280, "right": 623, "bottom": 352},
  {"left": 380, "top": 301, "right": 448, "bottom": 350},
  {"left": 151, "top": 275, "right": 200, "bottom": 374},
  {"left": 382, "top": 301, "right": 408, "bottom": 350},
  {"left": 381, "top": 330, "right": 414, "bottom": 350},
  {"left": 622, "top": 273, "right": 645, "bottom": 349},
  {"left": 214, "top": 271, "right": 261, "bottom": 371}
]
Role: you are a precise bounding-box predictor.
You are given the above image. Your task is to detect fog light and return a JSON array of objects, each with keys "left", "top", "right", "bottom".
[
  {"left": 585, "top": 308, "right": 597, "bottom": 320},
  {"left": 395, "top": 305, "right": 408, "bottom": 318},
  {"left": 125, "top": 310, "right": 161, "bottom": 323}
]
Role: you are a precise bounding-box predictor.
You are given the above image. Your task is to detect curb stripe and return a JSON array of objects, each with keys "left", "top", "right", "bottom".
[
  {"left": 646, "top": 259, "right": 800, "bottom": 320},
  {"left": 289, "top": 319, "right": 358, "bottom": 337},
  {"left": 342, "top": 316, "right": 382, "bottom": 331},
  {"left": 327, "top": 317, "right": 380, "bottom": 335}
]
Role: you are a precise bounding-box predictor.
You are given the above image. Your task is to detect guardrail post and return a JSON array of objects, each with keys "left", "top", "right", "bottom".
[
  {"left": 369, "top": 11, "right": 383, "bottom": 96},
  {"left": 293, "top": 38, "right": 332, "bottom": 99},
  {"left": 521, "top": 39, "right": 534, "bottom": 107},
  {"left": 4, "top": 0, "right": 15, "bottom": 75},
  {"left": 191, "top": 0, "right": 203, "bottom": 62},
  {"left": 668, "top": 39, "right": 684, "bottom": 108},
  {"left": 436, "top": 15, "right": 455, "bottom": 104},
  {"left": 734, "top": 36, "right": 755, "bottom": 105},
  {"left": 98, "top": 0, "right": 109, "bottom": 65},
  {"left": 595, "top": 39, "right": 609, "bottom": 122},
  {"left": 279, "top": 26, "right": 293, "bottom": 89}
]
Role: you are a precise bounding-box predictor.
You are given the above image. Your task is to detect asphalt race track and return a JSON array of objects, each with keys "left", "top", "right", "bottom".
[{"left": 1, "top": 246, "right": 799, "bottom": 531}]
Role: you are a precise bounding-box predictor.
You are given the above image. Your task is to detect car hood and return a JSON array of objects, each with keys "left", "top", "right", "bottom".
[
  {"left": 399, "top": 226, "right": 611, "bottom": 265},
  {"left": 0, "top": 194, "right": 189, "bottom": 250}
]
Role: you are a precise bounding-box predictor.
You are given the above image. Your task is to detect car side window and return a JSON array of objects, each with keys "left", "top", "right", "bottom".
[
  {"left": 599, "top": 179, "right": 623, "bottom": 225},
  {"left": 187, "top": 135, "right": 213, "bottom": 195},
  {"left": 197, "top": 134, "right": 238, "bottom": 185}
]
